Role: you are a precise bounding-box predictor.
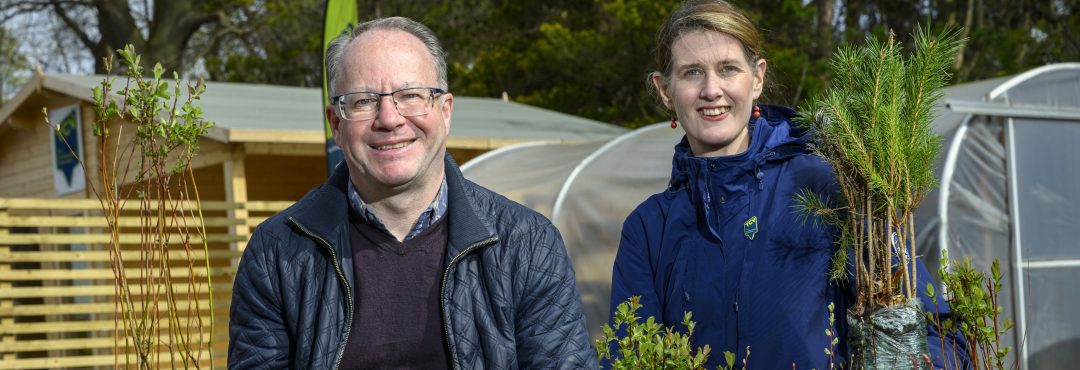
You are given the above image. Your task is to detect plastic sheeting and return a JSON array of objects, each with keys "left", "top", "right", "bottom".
[
  {"left": 463, "top": 123, "right": 682, "bottom": 339},
  {"left": 848, "top": 301, "right": 930, "bottom": 370},
  {"left": 913, "top": 64, "right": 1080, "bottom": 369}
]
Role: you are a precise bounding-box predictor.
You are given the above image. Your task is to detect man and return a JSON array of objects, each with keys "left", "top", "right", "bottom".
[{"left": 228, "top": 17, "right": 596, "bottom": 369}]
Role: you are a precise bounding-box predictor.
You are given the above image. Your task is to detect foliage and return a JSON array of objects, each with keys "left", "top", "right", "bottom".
[
  {"left": 425, "top": 0, "right": 680, "bottom": 128},
  {"left": 795, "top": 25, "right": 962, "bottom": 367},
  {"left": 8, "top": 1, "right": 1080, "bottom": 127},
  {"left": 597, "top": 296, "right": 743, "bottom": 370},
  {"left": 796, "top": 26, "right": 963, "bottom": 310},
  {"left": 1, "top": 0, "right": 243, "bottom": 75},
  {"left": 824, "top": 301, "right": 840, "bottom": 369},
  {"left": 926, "top": 252, "right": 1014, "bottom": 370},
  {"left": 44, "top": 44, "right": 216, "bottom": 369},
  {"left": 191, "top": 0, "right": 325, "bottom": 87},
  {"left": 0, "top": 26, "right": 30, "bottom": 105}
]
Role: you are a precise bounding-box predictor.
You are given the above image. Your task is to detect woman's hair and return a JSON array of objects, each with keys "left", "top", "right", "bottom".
[{"left": 653, "top": 0, "right": 764, "bottom": 84}]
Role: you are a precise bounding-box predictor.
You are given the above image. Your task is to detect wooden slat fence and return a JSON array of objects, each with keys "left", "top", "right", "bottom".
[{"left": 0, "top": 198, "right": 290, "bottom": 369}]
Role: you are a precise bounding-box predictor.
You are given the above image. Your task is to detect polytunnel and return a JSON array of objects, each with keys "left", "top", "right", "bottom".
[
  {"left": 461, "top": 121, "right": 683, "bottom": 340},
  {"left": 463, "top": 63, "right": 1080, "bottom": 369},
  {"left": 913, "top": 63, "right": 1080, "bottom": 369}
]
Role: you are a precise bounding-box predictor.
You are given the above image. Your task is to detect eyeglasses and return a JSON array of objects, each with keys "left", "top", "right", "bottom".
[{"left": 331, "top": 87, "right": 445, "bottom": 121}]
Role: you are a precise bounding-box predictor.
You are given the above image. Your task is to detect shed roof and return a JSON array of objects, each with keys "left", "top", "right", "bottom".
[{"left": 0, "top": 73, "right": 626, "bottom": 148}]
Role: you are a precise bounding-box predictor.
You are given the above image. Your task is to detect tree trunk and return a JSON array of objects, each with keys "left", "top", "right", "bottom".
[
  {"left": 76, "top": 0, "right": 218, "bottom": 75},
  {"left": 817, "top": 0, "right": 837, "bottom": 59}
]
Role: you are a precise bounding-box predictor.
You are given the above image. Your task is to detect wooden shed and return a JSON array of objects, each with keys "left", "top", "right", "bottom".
[{"left": 0, "top": 73, "right": 625, "bottom": 368}]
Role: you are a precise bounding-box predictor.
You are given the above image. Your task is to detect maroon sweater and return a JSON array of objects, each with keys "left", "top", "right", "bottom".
[{"left": 341, "top": 216, "right": 450, "bottom": 369}]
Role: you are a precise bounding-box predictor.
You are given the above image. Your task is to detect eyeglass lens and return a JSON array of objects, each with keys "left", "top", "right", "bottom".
[{"left": 337, "top": 88, "right": 438, "bottom": 120}]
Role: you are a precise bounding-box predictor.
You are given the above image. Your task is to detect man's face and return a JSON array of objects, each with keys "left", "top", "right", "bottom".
[{"left": 328, "top": 29, "right": 453, "bottom": 193}]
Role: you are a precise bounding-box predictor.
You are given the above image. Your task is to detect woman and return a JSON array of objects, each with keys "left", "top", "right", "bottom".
[{"left": 607, "top": 1, "right": 968, "bottom": 369}]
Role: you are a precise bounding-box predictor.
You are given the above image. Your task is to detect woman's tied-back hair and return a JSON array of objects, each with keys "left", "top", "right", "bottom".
[
  {"left": 324, "top": 16, "right": 449, "bottom": 97},
  {"left": 653, "top": 0, "right": 764, "bottom": 84}
]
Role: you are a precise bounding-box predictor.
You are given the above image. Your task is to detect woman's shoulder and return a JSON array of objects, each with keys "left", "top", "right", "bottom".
[
  {"left": 623, "top": 186, "right": 688, "bottom": 224},
  {"left": 778, "top": 153, "right": 838, "bottom": 193}
]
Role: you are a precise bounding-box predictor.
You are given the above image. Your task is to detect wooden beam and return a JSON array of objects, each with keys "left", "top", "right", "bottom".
[
  {"left": 224, "top": 145, "right": 250, "bottom": 254},
  {"left": 1, "top": 205, "right": 12, "bottom": 364},
  {"left": 0, "top": 282, "right": 231, "bottom": 300},
  {"left": 0, "top": 266, "right": 235, "bottom": 281},
  {"left": 227, "top": 129, "right": 323, "bottom": 144},
  {"left": 3, "top": 113, "right": 35, "bottom": 131},
  {"left": 0, "top": 250, "right": 242, "bottom": 263},
  {"left": 0, "top": 214, "right": 244, "bottom": 228},
  {"left": 0, "top": 352, "right": 225, "bottom": 370},
  {"left": 0, "top": 233, "right": 245, "bottom": 245},
  {"left": 0, "top": 198, "right": 240, "bottom": 211},
  {"left": 0, "top": 299, "right": 229, "bottom": 317},
  {"left": 243, "top": 142, "right": 325, "bottom": 156}
]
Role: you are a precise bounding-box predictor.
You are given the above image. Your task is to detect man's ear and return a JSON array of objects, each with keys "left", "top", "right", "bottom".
[
  {"left": 651, "top": 72, "right": 674, "bottom": 110},
  {"left": 328, "top": 105, "right": 344, "bottom": 148},
  {"left": 439, "top": 93, "right": 453, "bottom": 134}
]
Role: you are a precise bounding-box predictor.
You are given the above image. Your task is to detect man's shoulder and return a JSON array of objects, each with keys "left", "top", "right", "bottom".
[
  {"left": 249, "top": 183, "right": 340, "bottom": 247},
  {"left": 460, "top": 179, "right": 554, "bottom": 233}
]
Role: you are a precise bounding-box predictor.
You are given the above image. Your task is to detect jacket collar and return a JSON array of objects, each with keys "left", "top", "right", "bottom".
[
  {"left": 288, "top": 161, "right": 352, "bottom": 244},
  {"left": 668, "top": 104, "right": 809, "bottom": 191},
  {"left": 442, "top": 152, "right": 499, "bottom": 258},
  {"left": 290, "top": 153, "right": 497, "bottom": 259}
]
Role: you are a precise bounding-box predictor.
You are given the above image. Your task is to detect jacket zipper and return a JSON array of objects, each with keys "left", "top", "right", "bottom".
[
  {"left": 289, "top": 218, "right": 354, "bottom": 370},
  {"left": 439, "top": 236, "right": 498, "bottom": 369}
]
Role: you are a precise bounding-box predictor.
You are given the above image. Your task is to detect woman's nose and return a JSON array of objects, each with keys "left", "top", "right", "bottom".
[{"left": 699, "top": 74, "right": 723, "bottom": 101}]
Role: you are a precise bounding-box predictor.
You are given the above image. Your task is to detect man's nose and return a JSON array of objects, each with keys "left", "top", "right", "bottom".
[{"left": 372, "top": 95, "right": 404, "bottom": 130}]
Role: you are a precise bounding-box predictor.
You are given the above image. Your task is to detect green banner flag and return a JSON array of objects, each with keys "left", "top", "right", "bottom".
[{"left": 322, "top": 0, "right": 358, "bottom": 173}]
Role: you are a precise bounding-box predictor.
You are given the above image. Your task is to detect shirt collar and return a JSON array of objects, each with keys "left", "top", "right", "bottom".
[{"left": 347, "top": 176, "right": 448, "bottom": 240}]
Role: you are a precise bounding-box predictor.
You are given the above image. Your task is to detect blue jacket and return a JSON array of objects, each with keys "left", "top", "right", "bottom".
[
  {"left": 229, "top": 154, "right": 596, "bottom": 369},
  {"left": 608, "top": 105, "right": 969, "bottom": 369}
]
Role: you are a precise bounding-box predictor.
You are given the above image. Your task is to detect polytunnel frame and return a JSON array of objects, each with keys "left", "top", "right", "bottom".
[
  {"left": 549, "top": 122, "right": 671, "bottom": 225},
  {"left": 459, "top": 141, "right": 559, "bottom": 173},
  {"left": 938, "top": 63, "right": 1080, "bottom": 368}
]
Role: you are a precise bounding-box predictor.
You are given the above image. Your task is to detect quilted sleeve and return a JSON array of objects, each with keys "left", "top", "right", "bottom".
[
  {"left": 228, "top": 230, "right": 291, "bottom": 369},
  {"left": 514, "top": 222, "right": 598, "bottom": 369}
]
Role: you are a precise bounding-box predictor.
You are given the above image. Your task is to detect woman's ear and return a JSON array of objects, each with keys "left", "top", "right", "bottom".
[
  {"left": 650, "top": 72, "right": 674, "bottom": 110},
  {"left": 752, "top": 59, "right": 767, "bottom": 100}
]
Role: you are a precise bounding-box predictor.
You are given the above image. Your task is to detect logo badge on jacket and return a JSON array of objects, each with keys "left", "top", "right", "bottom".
[{"left": 743, "top": 216, "right": 759, "bottom": 240}]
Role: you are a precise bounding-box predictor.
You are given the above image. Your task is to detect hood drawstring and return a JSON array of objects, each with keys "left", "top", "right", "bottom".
[{"left": 753, "top": 151, "right": 776, "bottom": 190}]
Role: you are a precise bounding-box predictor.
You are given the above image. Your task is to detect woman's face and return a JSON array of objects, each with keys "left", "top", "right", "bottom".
[{"left": 654, "top": 30, "right": 766, "bottom": 157}]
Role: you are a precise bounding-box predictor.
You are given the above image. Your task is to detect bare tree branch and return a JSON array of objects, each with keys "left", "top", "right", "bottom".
[{"left": 48, "top": 0, "right": 96, "bottom": 50}]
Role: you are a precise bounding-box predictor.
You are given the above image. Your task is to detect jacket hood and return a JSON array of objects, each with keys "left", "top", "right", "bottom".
[
  {"left": 668, "top": 104, "right": 810, "bottom": 192},
  {"left": 667, "top": 105, "right": 813, "bottom": 242}
]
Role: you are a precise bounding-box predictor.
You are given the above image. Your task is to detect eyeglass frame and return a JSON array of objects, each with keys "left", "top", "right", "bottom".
[{"left": 330, "top": 87, "right": 447, "bottom": 121}]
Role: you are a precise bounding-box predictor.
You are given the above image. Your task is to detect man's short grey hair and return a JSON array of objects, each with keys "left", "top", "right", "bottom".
[{"left": 325, "top": 16, "right": 449, "bottom": 98}]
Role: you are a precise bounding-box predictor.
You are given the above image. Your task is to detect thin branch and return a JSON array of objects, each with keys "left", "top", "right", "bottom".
[{"left": 48, "top": 0, "right": 97, "bottom": 50}]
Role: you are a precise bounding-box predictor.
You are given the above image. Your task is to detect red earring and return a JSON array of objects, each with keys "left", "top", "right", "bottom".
[
  {"left": 752, "top": 104, "right": 761, "bottom": 119},
  {"left": 670, "top": 117, "right": 678, "bottom": 129}
]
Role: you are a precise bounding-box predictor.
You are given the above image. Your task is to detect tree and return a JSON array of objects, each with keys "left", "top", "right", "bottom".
[
  {"left": 189, "top": 0, "right": 325, "bottom": 87},
  {"left": 5, "top": 0, "right": 1077, "bottom": 126},
  {"left": 1, "top": 0, "right": 241, "bottom": 75},
  {"left": 0, "top": 26, "right": 31, "bottom": 104},
  {"left": 361, "top": 0, "right": 678, "bottom": 127}
]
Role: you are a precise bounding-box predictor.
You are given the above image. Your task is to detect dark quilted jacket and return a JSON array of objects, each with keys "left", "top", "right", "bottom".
[{"left": 228, "top": 154, "right": 597, "bottom": 369}]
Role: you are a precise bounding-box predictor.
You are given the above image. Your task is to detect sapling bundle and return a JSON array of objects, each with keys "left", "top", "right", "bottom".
[
  {"left": 796, "top": 27, "right": 963, "bottom": 368},
  {"left": 45, "top": 45, "right": 216, "bottom": 369}
]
